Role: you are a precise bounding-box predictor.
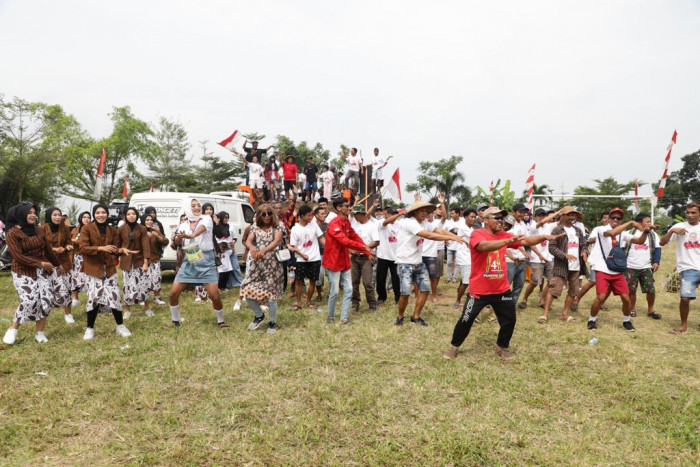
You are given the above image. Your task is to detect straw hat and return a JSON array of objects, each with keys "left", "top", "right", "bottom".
[
  {"left": 560, "top": 206, "right": 583, "bottom": 221},
  {"left": 406, "top": 201, "right": 436, "bottom": 217}
]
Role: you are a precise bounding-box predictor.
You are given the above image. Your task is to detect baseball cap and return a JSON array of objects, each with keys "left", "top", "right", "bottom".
[{"left": 512, "top": 203, "right": 528, "bottom": 212}]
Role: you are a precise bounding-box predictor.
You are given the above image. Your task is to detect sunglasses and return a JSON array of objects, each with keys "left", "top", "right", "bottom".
[
  {"left": 489, "top": 216, "right": 504, "bottom": 221},
  {"left": 260, "top": 211, "right": 273, "bottom": 218},
  {"left": 609, "top": 216, "right": 622, "bottom": 221}
]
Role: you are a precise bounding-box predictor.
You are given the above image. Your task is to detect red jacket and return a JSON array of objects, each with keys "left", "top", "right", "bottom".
[{"left": 322, "top": 215, "right": 369, "bottom": 271}]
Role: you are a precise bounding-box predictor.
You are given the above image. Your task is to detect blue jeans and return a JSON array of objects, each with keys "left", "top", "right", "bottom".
[
  {"left": 326, "top": 269, "right": 352, "bottom": 320},
  {"left": 680, "top": 269, "right": 700, "bottom": 299},
  {"left": 246, "top": 298, "right": 278, "bottom": 323},
  {"left": 507, "top": 262, "right": 526, "bottom": 304},
  {"left": 446, "top": 249, "right": 457, "bottom": 281}
]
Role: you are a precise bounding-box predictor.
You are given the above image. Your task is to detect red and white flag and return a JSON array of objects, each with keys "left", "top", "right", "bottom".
[
  {"left": 656, "top": 130, "right": 678, "bottom": 198},
  {"left": 218, "top": 130, "right": 243, "bottom": 151},
  {"left": 634, "top": 181, "right": 639, "bottom": 205},
  {"left": 385, "top": 168, "right": 402, "bottom": 201},
  {"left": 122, "top": 176, "right": 130, "bottom": 199},
  {"left": 150, "top": 182, "right": 154, "bottom": 192},
  {"left": 525, "top": 163, "right": 536, "bottom": 211},
  {"left": 488, "top": 180, "right": 494, "bottom": 205},
  {"left": 94, "top": 148, "right": 107, "bottom": 198}
]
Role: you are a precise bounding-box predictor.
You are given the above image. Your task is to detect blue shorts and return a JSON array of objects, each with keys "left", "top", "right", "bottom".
[
  {"left": 305, "top": 181, "right": 318, "bottom": 191},
  {"left": 680, "top": 269, "right": 700, "bottom": 299},
  {"left": 397, "top": 263, "right": 431, "bottom": 296},
  {"left": 422, "top": 256, "right": 438, "bottom": 279}
]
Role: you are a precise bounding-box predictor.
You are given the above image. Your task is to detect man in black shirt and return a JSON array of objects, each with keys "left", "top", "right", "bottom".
[{"left": 304, "top": 156, "right": 319, "bottom": 201}]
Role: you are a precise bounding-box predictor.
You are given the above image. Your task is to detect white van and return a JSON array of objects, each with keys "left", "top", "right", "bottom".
[{"left": 129, "top": 191, "right": 254, "bottom": 270}]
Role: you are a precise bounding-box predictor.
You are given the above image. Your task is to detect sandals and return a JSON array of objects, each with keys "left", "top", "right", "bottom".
[
  {"left": 537, "top": 316, "right": 547, "bottom": 324},
  {"left": 669, "top": 328, "right": 687, "bottom": 335},
  {"left": 217, "top": 322, "right": 230, "bottom": 328},
  {"left": 290, "top": 304, "right": 301, "bottom": 311},
  {"left": 560, "top": 316, "right": 577, "bottom": 323},
  {"left": 648, "top": 311, "right": 662, "bottom": 320}
]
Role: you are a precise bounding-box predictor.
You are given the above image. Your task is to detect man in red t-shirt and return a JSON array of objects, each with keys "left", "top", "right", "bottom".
[
  {"left": 444, "top": 207, "right": 564, "bottom": 359},
  {"left": 281, "top": 155, "right": 299, "bottom": 200}
]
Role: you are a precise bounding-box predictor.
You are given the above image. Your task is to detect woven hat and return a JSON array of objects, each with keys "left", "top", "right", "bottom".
[
  {"left": 561, "top": 205, "right": 583, "bottom": 221},
  {"left": 482, "top": 207, "right": 508, "bottom": 218},
  {"left": 406, "top": 201, "right": 436, "bottom": 217}
]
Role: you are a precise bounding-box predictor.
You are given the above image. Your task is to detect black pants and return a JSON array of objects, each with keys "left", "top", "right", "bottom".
[
  {"left": 218, "top": 271, "right": 231, "bottom": 290},
  {"left": 87, "top": 308, "right": 123, "bottom": 328},
  {"left": 376, "top": 258, "right": 399, "bottom": 303},
  {"left": 450, "top": 292, "right": 516, "bottom": 349}
]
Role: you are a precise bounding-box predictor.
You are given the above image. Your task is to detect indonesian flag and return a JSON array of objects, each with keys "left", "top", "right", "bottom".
[
  {"left": 150, "top": 182, "right": 154, "bottom": 192},
  {"left": 385, "top": 168, "right": 402, "bottom": 201},
  {"left": 634, "top": 181, "right": 639, "bottom": 205},
  {"left": 525, "top": 163, "right": 536, "bottom": 211},
  {"left": 93, "top": 148, "right": 107, "bottom": 198},
  {"left": 489, "top": 180, "right": 494, "bottom": 205},
  {"left": 656, "top": 130, "right": 678, "bottom": 198},
  {"left": 122, "top": 176, "right": 130, "bottom": 199},
  {"left": 218, "top": 130, "right": 243, "bottom": 151}
]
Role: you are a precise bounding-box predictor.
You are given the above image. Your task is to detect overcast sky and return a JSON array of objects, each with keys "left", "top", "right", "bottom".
[{"left": 2, "top": 0, "right": 699, "bottom": 202}]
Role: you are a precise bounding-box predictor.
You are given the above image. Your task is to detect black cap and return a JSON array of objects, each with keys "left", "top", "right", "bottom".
[
  {"left": 512, "top": 203, "right": 528, "bottom": 212},
  {"left": 534, "top": 208, "right": 546, "bottom": 216}
]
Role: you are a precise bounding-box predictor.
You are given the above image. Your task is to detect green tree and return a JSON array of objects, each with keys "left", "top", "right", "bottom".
[
  {"left": 571, "top": 177, "right": 638, "bottom": 229},
  {"left": 274, "top": 135, "right": 331, "bottom": 170},
  {"left": 62, "top": 106, "right": 157, "bottom": 204},
  {"left": 405, "top": 156, "right": 472, "bottom": 208},
  {"left": 0, "top": 95, "right": 85, "bottom": 215},
  {"left": 655, "top": 149, "right": 700, "bottom": 217},
  {"left": 147, "top": 117, "right": 193, "bottom": 191},
  {"left": 473, "top": 179, "right": 518, "bottom": 209},
  {"left": 193, "top": 141, "right": 243, "bottom": 192}
]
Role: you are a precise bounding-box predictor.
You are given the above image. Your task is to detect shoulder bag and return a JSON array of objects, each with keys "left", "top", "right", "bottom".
[{"left": 598, "top": 232, "right": 627, "bottom": 273}]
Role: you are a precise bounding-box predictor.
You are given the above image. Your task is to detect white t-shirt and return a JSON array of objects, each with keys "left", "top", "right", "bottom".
[
  {"left": 395, "top": 217, "right": 432, "bottom": 264},
  {"left": 321, "top": 171, "right": 334, "bottom": 187},
  {"left": 218, "top": 249, "right": 233, "bottom": 273},
  {"left": 528, "top": 223, "right": 553, "bottom": 263},
  {"left": 249, "top": 162, "right": 264, "bottom": 181},
  {"left": 623, "top": 230, "right": 660, "bottom": 270},
  {"left": 669, "top": 222, "right": 700, "bottom": 272},
  {"left": 377, "top": 221, "right": 400, "bottom": 261},
  {"left": 347, "top": 155, "right": 362, "bottom": 171},
  {"left": 455, "top": 224, "right": 473, "bottom": 266},
  {"left": 505, "top": 220, "right": 528, "bottom": 262},
  {"left": 290, "top": 222, "right": 324, "bottom": 262},
  {"left": 421, "top": 219, "right": 442, "bottom": 258},
  {"left": 590, "top": 225, "right": 632, "bottom": 275},
  {"left": 350, "top": 220, "right": 379, "bottom": 251},
  {"left": 371, "top": 155, "right": 385, "bottom": 179},
  {"left": 298, "top": 173, "right": 307, "bottom": 186},
  {"left": 563, "top": 225, "right": 581, "bottom": 272},
  {"left": 325, "top": 211, "right": 337, "bottom": 224},
  {"left": 444, "top": 218, "right": 466, "bottom": 251},
  {"left": 177, "top": 216, "right": 215, "bottom": 252}
]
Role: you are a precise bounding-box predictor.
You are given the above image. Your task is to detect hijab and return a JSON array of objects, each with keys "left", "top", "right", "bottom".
[
  {"left": 213, "top": 211, "right": 230, "bottom": 239},
  {"left": 125, "top": 207, "right": 139, "bottom": 230},
  {"left": 44, "top": 207, "right": 61, "bottom": 233},
  {"left": 92, "top": 204, "right": 109, "bottom": 235},
  {"left": 77, "top": 211, "right": 91, "bottom": 232},
  {"left": 201, "top": 203, "right": 215, "bottom": 221},
  {"left": 6, "top": 202, "right": 38, "bottom": 237},
  {"left": 185, "top": 205, "right": 201, "bottom": 222},
  {"left": 141, "top": 214, "right": 154, "bottom": 232}
]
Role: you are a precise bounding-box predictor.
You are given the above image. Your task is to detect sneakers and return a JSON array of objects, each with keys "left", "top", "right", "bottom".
[
  {"left": 123, "top": 311, "right": 131, "bottom": 320},
  {"left": 587, "top": 319, "right": 598, "bottom": 330},
  {"left": 394, "top": 317, "right": 404, "bottom": 326},
  {"left": 495, "top": 347, "right": 512, "bottom": 358},
  {"left": 83, "top": 328, "right": 95, "bottom": 340},
  {"left": 443, "top": 346, "right": 459, "bottom": 360},
  {"left": 340, "top": 319, "right": 351, "bottom": 325},
  {"left": 233, "top": 300, "right": 241, "bottom": 311},
  {"left": 623, "top": 321, "right": 636, "bottom": 332},
  {"left": 145, "top": 309, "right": 155, "bottom": 317},
  {"left": 116, "top": 324, "right": 132, "bottom": 337},
  {"left": 326, "top": 316, "right": 335, "bottom": 323},
  {"left": 267, "top": 322, "right": 277, "bottom": 334},
  {"left": 194, "top": 297, "right": 203, "bottom": 303},
  {"left": 648, "top": 311, "right": 662, "bottom": 320},
  {"left": 261, "top": 305, "right": 269, "bottom": 312},
  {"left": 71, "top": 299, "right": 81, "bottom": 307},
  {"left": 3, "top": 328, "right": 18, "bottom": 345},
  {"left": 35, "top": 332, "right": 48, "bottom": 343},
  {"left": 410, "top": 317, "right": 428, "bottom": 327},
  {"left": 517, "top": 301, "right": 527, "bottom": 310},
  {"left": 153, "top": 297, "right": 166, "bottom": 305},
  {"left": 64, "top": 313, "right": 75, "bottom": 324},
  {"left": 247, "top": 315, "right": 266, "bottom": 331}
]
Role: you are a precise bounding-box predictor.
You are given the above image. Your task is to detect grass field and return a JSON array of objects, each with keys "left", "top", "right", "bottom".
[{"left": 0, "top": 244, "right": 698, "bottom": 466}]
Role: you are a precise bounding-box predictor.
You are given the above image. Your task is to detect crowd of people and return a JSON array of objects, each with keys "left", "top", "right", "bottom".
[{"left": 2, "top": 185, "right": 699, "bottom": 357}]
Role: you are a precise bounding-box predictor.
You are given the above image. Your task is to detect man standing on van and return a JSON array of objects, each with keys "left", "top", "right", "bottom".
[{"left": 243, "top": 139, "right": 273, "bottom": 185}]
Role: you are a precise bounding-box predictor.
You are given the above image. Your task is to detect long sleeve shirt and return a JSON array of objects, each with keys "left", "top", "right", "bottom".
[
  {"left": 6, "top": 226, "right": 60, "bottom": 279},
  {"left": 322, "top": 216, "right": 369, "bottom": 272}
]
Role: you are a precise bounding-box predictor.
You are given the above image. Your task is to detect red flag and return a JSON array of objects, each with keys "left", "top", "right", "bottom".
[
  {"left": 122, "top": 176, "right": 130, "bottom": 199},
  {"left": 94, "top": 148, "right": 107, "bottom": 198},
  {"left": 385, "top": 168, "right": 402, "bottom": 201},
  {"left": 150, "top": 182, "right": 154, "bottom": 192},
  {"left": 525, "top": 163, "right": 536, "bottom": 210},
  {"left": 218, "top": 130, "right": 243, "bottom": 151},
  {"left": 634, "top": 181, "right": 639, "bottom": 205},
  {"left": 656, "top": 130, "right": 678, "bottom": 198}
]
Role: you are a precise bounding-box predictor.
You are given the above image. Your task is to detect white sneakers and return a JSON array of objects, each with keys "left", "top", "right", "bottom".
[
  {"left": 233, "top": 300, "right": 241, "bottom": 311},
  {"left": 123, "top": 311, "right": 132, "bottom": 320},
  {"left": 83, "top": 328, "right": 95, "bottom": 340},
  {"left": 3, "top": 328, "right": 18, "bottom": 345},
  {"left": 145, "top": 309, "right": 155, "bottom": 317},
  {"left": 35, "top": 332, "right": 48, "bottom": 343},
  {"left": 64, "top": 314, "right": 75, "bottom": 324},
  {"left": 71, "top": 299, "right": 81, "bottom": 307},
  {"left": 153, "top": 298, "right": 166, "bottom": 305},
  {"left": 116, "top": 324, "right": 132, "bottom": 337}
]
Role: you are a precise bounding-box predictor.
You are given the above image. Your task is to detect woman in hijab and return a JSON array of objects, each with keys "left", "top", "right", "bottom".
[
  {"left": 41, "top": 207, "right": 75, "bottom": 323},
  {"left": 143, "top": 206, "right": 166, "bottom": 305},
  {"left": 193, "top": 203, "right": 218, "bottom": 302},
  {"left": 169, "top": 199, "right": 229, "bottom": 328},
  {"left": 116, "top": 207, "right": 149, "bottom": 319},
  {"left": 2, "top": 202, "right": 62, "bottom": 345},
  {"left": 79, "top": 204, "right": 132, "bottom": 340},
  {"left": 142, "top": 213, "right": 169, "bottom": 315},
  {"left": 70, "top": 211, "right": 92, "bottom": 305},
  {"left": 214, "top": 211, "right": 243, "bottom": 290}
]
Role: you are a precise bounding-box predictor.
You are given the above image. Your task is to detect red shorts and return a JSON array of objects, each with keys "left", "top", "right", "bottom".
[{"left": 595, "top": 270, "right": 629, "bottom": 296}]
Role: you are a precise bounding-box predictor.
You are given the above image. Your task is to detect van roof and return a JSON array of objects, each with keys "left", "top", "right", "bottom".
[{"left": 129, "top": 191, "right": 249, "bottom": 203}]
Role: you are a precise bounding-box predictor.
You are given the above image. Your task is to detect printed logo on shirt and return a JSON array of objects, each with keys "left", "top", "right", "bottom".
[
  {"left": 388, "top": 236, "right": 397, "bottom": 243},
  {"left": 416, "top": 239, "right": 424, "bottom": 247},
  {"left": 684, "top": 232, "right": 700, "bottom": 248},
  {"left": 484, "top": 251, "right": 504, "bottom": 279},
  {"left": 303, "top": 240, "right": 313, "bottom": 248},
  {"left": 567, "top": 241, "right": 579, "bottom": 249},
  {"left": 633, "top": 244, "right": 649, "bottom": 250}
]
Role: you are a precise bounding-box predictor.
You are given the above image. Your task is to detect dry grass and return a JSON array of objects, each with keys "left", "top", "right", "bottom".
[{"left": 0, "top": 243, "right": 698, "bottom": 465}]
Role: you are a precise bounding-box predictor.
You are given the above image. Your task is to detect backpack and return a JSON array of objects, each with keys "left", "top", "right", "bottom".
[{"left": 598, "top": 232, "right": 627, "bottom": 273}]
